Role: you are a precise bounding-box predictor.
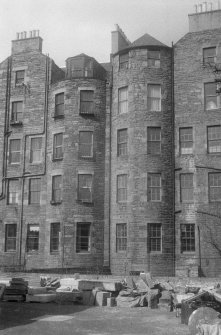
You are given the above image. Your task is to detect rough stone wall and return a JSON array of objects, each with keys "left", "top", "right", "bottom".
[
  {"left": 174, "top": 28, "right": 221, "bottom": 277},
  {"left": 110, "top": 47, "right": 174, "bottom": 276}
]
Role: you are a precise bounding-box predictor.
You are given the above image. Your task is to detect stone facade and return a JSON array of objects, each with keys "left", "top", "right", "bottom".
[{"left": 1, "top": 8, "right": 221, "bottom": 277}]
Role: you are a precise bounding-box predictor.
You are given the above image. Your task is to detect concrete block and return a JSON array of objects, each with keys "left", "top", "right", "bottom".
[
  {"left": 28, "top": 286, "right": 48, "bottom": 295},
  {"left": 26, "top": 293, "right": 56, "bottom": 303},
  {"left": 82, "top": 290, "right": 96, "bottom": 306},
  {"left": 106, "top": 297, "right": 116, "bottom": 307},
  {"left": 95, "top": 291, "right": 111, "bottom": 306},
  {"left": 55, "top": 291, "right": 83, "bottom": 304},
  {"left": 3, "top": 294, "right": 25, "bottom": 302}
]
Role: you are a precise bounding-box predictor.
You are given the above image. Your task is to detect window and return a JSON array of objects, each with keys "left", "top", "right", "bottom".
[
  {"left": 180, "top": 128, "right": 193, "bottom": 154},
  {"left": 79, "top": 131, "right": 93, "bottom": 158},
  {"left": 27, "top": 224, "right": 39, "bottom": 252},
  {"left": 55, "top": 93, "right": 64, "bottom": 117},
  {"left": 148, "top": 173, "right": 161, "bottom": 202},
  {"left": 11, "top": 101, "right": 23, "bottom": 122},
  {"left": 76, "top": 222, "right": 91, "bottom": 253},
  {"left": 7, "top": 179, "right": 19, "bottom": 205},
  {"left": 29, "top": 178, "right": 41, "bottom": 204},
  {"left": 52, "top": 175, "right": 62, "bottom": 203},
  {"left": 180, "top": 174, "right": 193, "bottom": 202},
  {"left": 205, "top": 83, "right": 221, "bottom": 110},
  {"left": 53, "top": 133, "right": 63, "bottom": 160},
  {"left": 5, "top": 224, "right": 17, "bottom": 252},
  {"left": 9, "top": 139, "right": 21, "bottom": 164},
  {"left": 207, "top": 126, "right": 221, "bottom": 153},
  {"left": 80, "top": 90, "right": 94, "bottom": 114},
  {"left": 203, "top": 47, "right": 216, "bottom": 64},
  {"left": 119, "top": 53, "right": 129, "bottom": 70},
  {"left": 149, "top": 223, "right": 162, "bottom": 252},
  {"left": 15, "top": 70, "right": 25, "bottom": 85},
  {"left": 116, "top": 223, "right": 127, "bottom": 252},
  {"left": 30, "top": 137, "right": 42, "bottom": 163},
  {"left": 209, "top": 173, "right": 221, "bottom": 202},
  {"left": 147, "top": 127, "right": 161, "bottom": 154},
  {"left": 181, "top": 224, "right": 195, "bottom": 253},
  {"left": 50, "top": 223, "right": 60, "bottom": 252},
  {"left": 117, "top": 174, "right": 127, "bottom": 202},
  {"left": 118, "top": 87, "right": 128, "bottom": 114},
  {"left": 148, "top": 50, "right": 160, "bottom": 68},
  {"left": 148, "top": 84, "right": 161, "bottom": 111},
  {"left": 78, "top": 174, "right": 93, "bottom": 202},
  {"left": 117, "top": 129, "right": 127, "bottom": 156}
]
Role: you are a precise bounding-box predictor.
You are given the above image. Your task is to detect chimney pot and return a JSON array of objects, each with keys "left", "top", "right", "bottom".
[
  {"left": 16, "top": 32, "right": 19, "bottom": 40},
  {"left": 194, "top": 4, "right": 198, "bottom": 12}
]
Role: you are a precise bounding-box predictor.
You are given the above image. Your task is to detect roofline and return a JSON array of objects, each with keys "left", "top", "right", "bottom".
[{"left": 112, "top": 44, "right": 172, "bottom": 57}]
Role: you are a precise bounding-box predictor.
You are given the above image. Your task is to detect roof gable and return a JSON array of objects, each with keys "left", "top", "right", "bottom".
[{"left": 131, "top": 33, "right": 167, "bottom": 47}]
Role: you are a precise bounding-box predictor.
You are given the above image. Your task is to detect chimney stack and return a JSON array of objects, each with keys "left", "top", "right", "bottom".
[{"left": 12, "top": 30, "right": 43, "bottom": 54}]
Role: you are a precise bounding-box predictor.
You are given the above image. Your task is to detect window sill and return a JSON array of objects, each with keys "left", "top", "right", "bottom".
[
  {"left": 28, "top": 203, "right": 41, "bottom": 206},
  {"left": 4, "top": 250, "right": 16, "bottom": 253},
  {"left": 181, "top": 251, "right": 195, "bottom": 255},
  {"left": 7, "top": 203, "right": 18, "bottom": 206},
  {"left": 76, "top": 251, "right": 91, "bottom": 255},
  {"left": 78, "top": 156, "right": 94, "bottom": 160},
  {"left": 150, "top": 251, "right": 162, "bottom": 255},
  {"left": 9, "top": 163, "right": 20, "bottom": 166},
  {"left": 79, "top": 112, "right": 95, "bottom": 116},
  {"left": 50, "top": 251, "right": 59, "bottom": 254},
  {"left": 29, "top": 161, "right": 42, "bottom": 165},
  {"left": 205, "top": 108, "right": 221, "bottom": 112},
  {"left": 53, "top": 114, "right": 65, "bottom": 119},
  {"left": 10, "top": 121, "right": 23, "bottom": 126},
  {"left": 26, "top": 250, "right": 39, "bottom": 254},
  {"left": 52, "top": 158, "right": 63, "bottom": 162},
  {"left": 50, "top": 200, "right": 62, "bottom": 206},
  {"left": 77, "top": 200, "right": 94, "bottom": 205}
]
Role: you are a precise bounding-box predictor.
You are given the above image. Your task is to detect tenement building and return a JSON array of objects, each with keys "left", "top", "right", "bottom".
[{"left": 0, "top": 6, "right": 221, "bottom": 277}]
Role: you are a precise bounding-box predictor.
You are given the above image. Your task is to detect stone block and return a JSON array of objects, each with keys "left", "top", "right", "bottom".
[
  {"left": 55, "top": 291, "right": 83, "bottom": 304},
  {"left": 3, "top": 294, "right": 25, "bottom": 302},
  {"left": 95, "top": 291, "right": 111, "bottom": 306},
  {"left": 106, "top": 297, "right": 116, "bottom": 307},
  {"left": 82, "top": 290, "right": 97, "bottom": 306},
  {"left": 28, "top": 286, "right": 48, "bottom": 295},
  {"left": 26, "top": 293, "right": 56, "bottom": 303}
]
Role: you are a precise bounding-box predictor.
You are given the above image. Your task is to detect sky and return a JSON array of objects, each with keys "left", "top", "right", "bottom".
[{"left": 0, "top": 0, "right": 220, "bottom": 67}]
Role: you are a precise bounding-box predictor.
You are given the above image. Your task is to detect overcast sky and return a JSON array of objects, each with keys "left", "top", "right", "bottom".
[{"left": 0, "top": 0, "right": 219, "bottom": 67}]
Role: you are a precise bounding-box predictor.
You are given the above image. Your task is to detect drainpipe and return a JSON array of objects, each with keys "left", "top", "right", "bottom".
[
  {"left": 198, "top": 225, "right": 202, "bottom": 277},
  {"left": 0, "top": 56, "right": 12, "bottom": 200},
  {"left": 171, "top": 42, "right": 176, "bottom": 276}
]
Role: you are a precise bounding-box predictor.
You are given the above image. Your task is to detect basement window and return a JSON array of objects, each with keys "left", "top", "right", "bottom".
[
  {"left": 5, "top": 224, "right": 17, "bottom": 252},
  {"left": 116, "top": 223, "right": 127, "bottom": 252},
  {"left": 181, "top": 224, "right": 195, "bottom": 253},
  {"left": 50, "top": 222, "right": 60, "bottom": 252},
  {"left": 27, "top": 224, "right": 39, "bottom": 252},
  {"left": 149, "top": 223, "right": 162, "bottom": 252},
  {"left": 76, "top": 222, "right": 91, "bottom": 253}
]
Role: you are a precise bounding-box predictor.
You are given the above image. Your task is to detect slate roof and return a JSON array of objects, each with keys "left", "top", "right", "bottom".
[{"left": 131, "top": 33, "right": 168, "bottom": 48}]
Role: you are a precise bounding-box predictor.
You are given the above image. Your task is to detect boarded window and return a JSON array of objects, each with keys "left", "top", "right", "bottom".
[
  {"left": 55, "top": 93, "right": 64, "bottom": 117},
  {"left": 53, "top": 133, "right": 63, "bottom": 160},
  {"left": 117, "top": 129, "right": 127, "bottom": 156},
  {"left": 207, "top": 126, "right": 221, "bottom": 153},
  {"left": 180, "top": 174, "right": 193, "bottom": 202},
  {"left": 209, "top": 173, "right": 221, "bottom": 201},
  {"left": 117, "top": 174, "right": 127, "bottom": 202},
  {"left": 79, "top": 131, "right": 93, "bottom": 158},
  {"left": 203, "top": 47, "right": 216, "bottom": 64},
  {"left": 29, "top": 178, "right": 41, "bottom": 204},
  {"left": 181, "top": 224, "right": 195, "bottom": 252},
  {"left": 12, "top": 101, "right": 23, "bottom": 122},
  {"left": 180, "top": 128, "right": 193, "bottom": 154},
  {"left": 9, "top": 139, "right": 21, "bottom": 164},
  {"left": 52, "top": 175, "right": 62, "bottom": 203},
  {"left": 149, "top": 223, "right": 161, "bottom": 252},
  {"left": 50, "top": 222, "right": 60, "bottom": 252},
  {"left": 119, "top": 53, "right": 129, "bottom": 70},
  {"left": 148, "top": 50, "right": 160, "bottom": 68},
  {"left": 148, "top": 173, "right": 161, "bottom": 202},
  {"left": 148, "top": 84, "right": 161, "bottom": 111},
  {"left": 78, "top": 174, "right": 93, "bottom": 202},
  {"left": 116, "top": 223, "right": 127, "bottom": 252},
  {"left": 205, "top": 83, "right": 220, "bottom": 110},
  {"left": 80, "top": 91, "right": 94, "bottom": 114},
  {"left": 30, "top": 137, "right": 42, "bottom": 163},
  {"left": 5, "top": 224, "right": 17, "bottom": 252},
  {"left": 27, "top": 224, "right": 39, "bottom": 252},
  {"left": 7, "top": 179, "right": 19, "bottom": 205},
  {"left": 15, "top": 70, "right": 25, "bottom": 85},
  {"left": 118, "top": 87, "right": 128, "bottom": 114},
  {"left": 76, "top": 222, "right": 91, "bottom": 253},
  {"left": 147, "top": 127, "right": 161, "bottom": 154}
]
